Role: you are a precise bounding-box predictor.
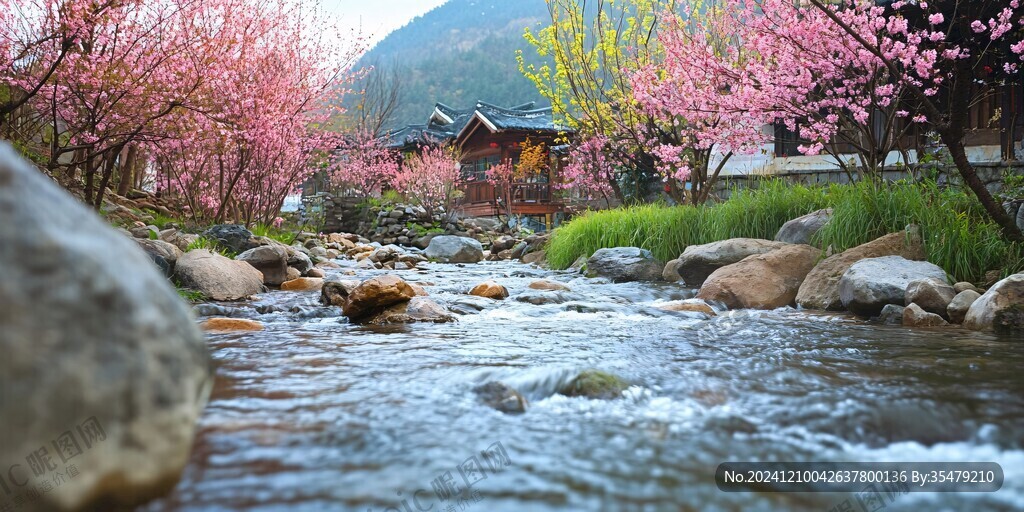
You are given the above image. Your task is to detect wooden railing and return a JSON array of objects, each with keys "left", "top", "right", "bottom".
[
  {"left": 510, "top": 182, "right": 553, "bottom": 204},
  {"left": 461, "top": 182, "right": 556, "bottom": 205}
]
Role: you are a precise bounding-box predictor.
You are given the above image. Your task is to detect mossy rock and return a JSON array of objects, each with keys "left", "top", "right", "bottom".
[{"left": 559, "top": 370, "right": 628, "bottom": 400}]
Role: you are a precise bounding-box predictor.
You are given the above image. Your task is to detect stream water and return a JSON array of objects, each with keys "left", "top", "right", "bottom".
[{"left": 143, "top": 259, "right": 1024, "bottom": 512}]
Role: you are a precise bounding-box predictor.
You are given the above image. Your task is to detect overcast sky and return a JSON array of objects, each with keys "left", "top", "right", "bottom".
[{"left": 322, "top": 0, "right": 449, "bottom": 48}]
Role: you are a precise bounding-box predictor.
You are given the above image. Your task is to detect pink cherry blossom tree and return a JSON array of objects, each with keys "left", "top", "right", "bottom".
[
  {"left": 390, "top": 145, "right": 464, "bottom": 224},
  {"left": 332, "top": 130, "right": 400, "bottom": 199}
]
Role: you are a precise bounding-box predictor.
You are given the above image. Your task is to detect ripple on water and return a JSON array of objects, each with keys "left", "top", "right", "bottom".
[{"left": 142, "top": 259, "right": 1024, "bottom": 512}]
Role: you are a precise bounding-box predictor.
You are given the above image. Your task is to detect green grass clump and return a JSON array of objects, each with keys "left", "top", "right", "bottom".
[
  {"left": 176, "top": 288, "right": 207, "bottom": 303},
  {"left": 250, "top": 223, "right": 295, "bottom": 245},
  {"left": 147, "top": 212, "right": 181, "bottom": 229},
  {"left": 548, "top": 178, "right": 1023, "bottom": 283},
  {"left": 186, "top": 236, "right": 236, "bottom": 258},
  {"left": 548, "top": 180, "right": 827, "bottom": 268},
  {"left": 815, "top": 180, "right": 1024, "bottom": 283}
]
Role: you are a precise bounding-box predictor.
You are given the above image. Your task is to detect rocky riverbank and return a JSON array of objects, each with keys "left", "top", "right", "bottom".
[{"left": 129, "top": 204, "right": 1024, "bottom": 336}]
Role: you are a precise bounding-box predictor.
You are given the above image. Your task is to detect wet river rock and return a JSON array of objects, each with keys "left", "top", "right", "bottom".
[
  {"left": 697, "top": 245, "right": 820, "bottom": 310},
  {"left": 586, "top": 247, "right": 664, "bottom": 283},
  {"left": 341, "top": 275, "right": 417, "bottom": 320},
  {"left": 0, "top": 143, "right": 213, "bottom": 512}
]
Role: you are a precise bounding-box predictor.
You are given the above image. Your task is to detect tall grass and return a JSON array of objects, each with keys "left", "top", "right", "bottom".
[
  {"left": 548, "top": 179, "right": 1024, "bottom": 283},
  {"left": 815, "top": 180, "right": 1024, "bottom": 283}
]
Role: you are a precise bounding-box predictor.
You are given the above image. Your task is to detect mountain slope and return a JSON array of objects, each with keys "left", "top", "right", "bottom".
[{"left": 355, "top": 0, "right": 551, "bottom": 130}]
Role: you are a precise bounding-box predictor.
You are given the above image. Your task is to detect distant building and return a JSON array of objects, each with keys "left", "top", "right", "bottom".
[{"left": 383, "top": 101, "right": 574, "bottom": 229}]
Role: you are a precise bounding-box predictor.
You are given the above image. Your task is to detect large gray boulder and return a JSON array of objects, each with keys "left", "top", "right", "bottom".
[
  {"left": 203, "top": 224, "right": 258, "bottom": 254},
  {"left": 236, "top": 245, "right": 290, "bottom": 286},
  {"left": 0, "top": 143, "right": 212, "bottom": 511},
  {"left": 696, "top": 244, "right": 820, "bottom": 309},
  {"left": 424, "top": 235, "right": 484, "bottom": 263},
  {"left": 838, "top": 256, "right": 948, "bottom": 317},
  {"left": 964, "top": 273, "right": 1024, "bottom": 333},
  {"left": 586, "top": 247, "right": 664, "bottom": 282},
  {"left": 676, "top": 238, "right": 790, "bottom": 286},
  {"left": 174, "top": 249, "right": 266, "bottom": 301},
  {"left": 774, "top": 209, "right": 832, "bottom": 246},
  {"left": 796, "top": 230, "right": 925, "bottom": 311}
]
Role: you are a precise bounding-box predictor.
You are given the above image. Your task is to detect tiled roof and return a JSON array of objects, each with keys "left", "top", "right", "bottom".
[{"left": 382, "top": 100, "right": 570, "bottom": 149}]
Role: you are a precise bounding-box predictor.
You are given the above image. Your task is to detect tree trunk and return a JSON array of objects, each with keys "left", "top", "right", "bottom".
[
  {"left": 94, "top": 150, "right": 121, "bottom": 209},
  {"left": 117, "top": 145, "right": 137, "bottom": 196},
  {"left": 83, "top": 155, "right": 96, "bottom": 205},
  {"left": 941, "top": 130, "right": 1023, "bottom": 242}
]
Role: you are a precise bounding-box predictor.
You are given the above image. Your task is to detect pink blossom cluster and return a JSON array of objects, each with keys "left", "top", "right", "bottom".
[
  {"left": 1, "top": 0, "right": 363, "bottom": 223},
  {"left": 630, "top": 0, "right": 1023, "bottom": 173}
]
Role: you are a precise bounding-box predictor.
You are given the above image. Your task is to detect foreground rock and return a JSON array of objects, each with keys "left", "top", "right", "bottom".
[
  {"left": 200, "top": 317, "right": 265, "bottom": 332},
  {"left": 473, "top": 382, "right": 526, "bottom": 414},
  {"left": 675, "top": 238, "right": 791, "bottom": 286},
  {"left": 236, "top": 245, "right": 289, "bottom": 286},
  {"left": 342, "top": 275, "right": 416, "bottom": 320},
  {"left": 362, "top": 296, "right": 455, "bottom": 325},
  {"left": 838, "top": 256, "right": 948, "bottom": 317},
  {"left": 469, "top": 280, "right": 509, "bottom": 300},
  {"left": 774, "top": 209, "right": 832, "bottom": 245},
  {"left": 903, "top": 303, "right": 948, "bottom": 327},
  {"left": 174, "top": 249, "right": 266, "bottom": 301},
  {"left": 964, "top": 273, "right": 1024, "bottom": 333},
  {"left": 424, "top": 235, "right": 484, "bottom": 263},
  {"left": 0, "top": 143, "right": 212, "bottom": 511},
  {"left": 905, "top": 277, "right": 955, "bottom": 318},
  {"left": 947, "top": 290, "right": 982, "bottom": 324},
  {"left": 796, "top": 230, "right": 925, "bottom": 311},
  {"left": 559, "top": 370, "right": 629, "bottom": 400},
  {"left": 697, "top": 245, "right": 820, "bottom": 310},
  {"left": 585, "top": 247, "right": 664, "bottom": 282}
]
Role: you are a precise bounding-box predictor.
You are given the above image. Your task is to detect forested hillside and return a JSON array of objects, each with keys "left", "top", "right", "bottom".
[{"left": 353, "top": 0, "right": 550, "bottom": 130}]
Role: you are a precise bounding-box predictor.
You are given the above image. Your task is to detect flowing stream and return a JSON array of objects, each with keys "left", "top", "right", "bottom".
[{"left": 143, "top": 259, "right": 1024, "bottom": 511}]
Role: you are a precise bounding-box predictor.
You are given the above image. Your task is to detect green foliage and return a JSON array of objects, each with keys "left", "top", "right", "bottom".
[
  {"left": 999, "top": 167, "right": 1024, "bottom": 200},
  {"left": 147, "top": 212, "right": 181, "bottom": 229},
  {"left": 549, "top": 179, "right": 1024, "bottom": 283},
  {"left": 250, "top": 223, "right": 294, "bottom": 245},
  {"left": 548, "top": 180, "right": 827, "bottom": 267},
  {"left": 814, "top": 180, "right": 1024, "bottom": 283},
  {"left": 381, "top": 189, "right": 403, "bottom": 204},
  {"left": 342, "top": 0, "right": 548, "bottom": 130},
  {"left": 186, "top": 236, "right": 236, "bottom": 258},
  {"left": 176, "top": 288, "right": 207, "bottom": 303}
]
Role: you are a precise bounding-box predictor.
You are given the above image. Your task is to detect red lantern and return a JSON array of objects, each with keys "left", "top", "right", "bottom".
[{"left": 489, "top": 142, "right": 500, "bottom": 148}]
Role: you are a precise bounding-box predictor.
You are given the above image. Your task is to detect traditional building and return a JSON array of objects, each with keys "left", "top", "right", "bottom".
[{"left": 384, "top": 101, "right": 572, "bottom": 229}]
